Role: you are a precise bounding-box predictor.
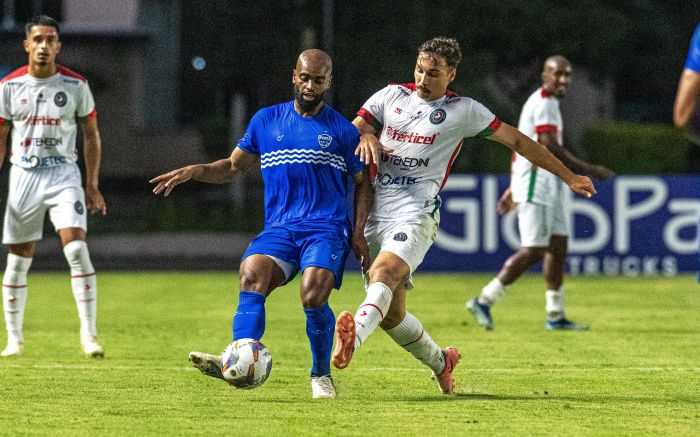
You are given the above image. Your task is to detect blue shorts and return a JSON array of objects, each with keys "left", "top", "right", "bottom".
[{"left": 242, "top": 222, "right": 351, "bottom": 289}]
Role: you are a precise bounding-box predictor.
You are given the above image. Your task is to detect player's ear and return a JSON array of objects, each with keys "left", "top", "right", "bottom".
[
  {"left": 23, "top": 37, "right": 30, "bottom": 54},
  {"left": 447, "top": 68, "right": 456, "bottom": 82},
  {"left": 292, "top": 69, "right": 297, "bottom": 84}
]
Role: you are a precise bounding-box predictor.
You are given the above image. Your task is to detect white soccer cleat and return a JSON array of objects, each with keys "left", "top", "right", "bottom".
[
  {"left": 311, "top": 375, "right": 336, "bottom": 399},
  {"left": 189, "top": 351, "right": 226, "bottom": 381},
  {"left": 1, "top": 341, "right": 24, "bottom": 357},
  {"left": 81, "top": 336, "right": 105, "bottom": 358}
]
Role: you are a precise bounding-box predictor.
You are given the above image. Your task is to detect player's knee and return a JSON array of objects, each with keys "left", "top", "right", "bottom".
[
  {"left": 239, "top": 267, "right": 269, "bottom": 293},
  {"left": 368, "top": 265, "right": 402, "bottom": 291},
  {"left": 62, "top": 240, "right": 93, "bottom": 272}
]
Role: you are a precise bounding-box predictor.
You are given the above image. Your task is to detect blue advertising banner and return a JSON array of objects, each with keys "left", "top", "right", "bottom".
[{"left": 424, "top": 174, "right": 700, "bottom": 276}]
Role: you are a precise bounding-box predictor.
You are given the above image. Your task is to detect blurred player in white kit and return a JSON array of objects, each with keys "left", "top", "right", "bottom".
[
  {"left": 0, "top": 15, "right": 106, "bottom": 358},
  {"left": 467, "top": 56, "right": 612, "bottom": 331}
]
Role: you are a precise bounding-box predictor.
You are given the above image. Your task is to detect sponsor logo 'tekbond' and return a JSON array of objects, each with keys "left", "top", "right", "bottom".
[
  {"left": 381, "top": 152, "right": 430, "bottom": 169},
  {"left": 385, "top": 126, "right": 437, "bottom": 145},
  {"left": 19, "top": 137, "right": 63, "bottom": 147}
]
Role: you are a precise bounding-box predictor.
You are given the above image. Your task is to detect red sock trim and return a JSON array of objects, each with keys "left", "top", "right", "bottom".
[{"left": 71, "top": 272, "right": 96, "bottom": 279}]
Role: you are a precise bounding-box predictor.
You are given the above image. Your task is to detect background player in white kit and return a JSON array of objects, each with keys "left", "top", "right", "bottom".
[
  {"left": 331, "top": 37, "right": 597, "bottom": 394},
  {"left": 467, "top": 56, "right": 612, "bottom": 331},
  {"left": 0, "top": 16, "right": 106, "bottom": 358}
]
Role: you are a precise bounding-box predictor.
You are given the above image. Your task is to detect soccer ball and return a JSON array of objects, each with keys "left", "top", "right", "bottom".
[{"left": 221, "top": 338, "right": 272, "bottom": 389}]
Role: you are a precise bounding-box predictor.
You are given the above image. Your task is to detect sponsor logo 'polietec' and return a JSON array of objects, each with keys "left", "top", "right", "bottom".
[
  {"left": 20, "top": 155, "right": 67, "bottom": 167},
  {"left": 385, "top": 126, "right": 437, "bottom": 145},
  {"left": 23, "top": 116, "right": 62, "bottom": 126}
]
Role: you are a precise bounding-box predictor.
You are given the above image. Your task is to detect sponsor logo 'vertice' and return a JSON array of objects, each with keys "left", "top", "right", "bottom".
[
  {"left": 386, "top": 126, "right": 436, "bottom": 145},
  {"left": 23, "top": 116, "right": 62, "bottom": 126}
]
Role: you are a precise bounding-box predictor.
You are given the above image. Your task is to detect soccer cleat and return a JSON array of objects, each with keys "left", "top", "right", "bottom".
[
  {"left": 467, "top": 297, "right": 494, "bottom": 331},
  {"left": 189, "top": 351, "right": 226, "bottom": 381},
  {"left": 331, "top": 311, "right": 356, "bottom": 369},
  {"left": 545, "top": 318, "right": 589, "bottom": 331},
  {"left": 311, "top": 375, "right": 336, "bottom": 398},
  {"left": 81, "top": 336, "right": 105, "bottom": 358},
  {"left": 431, "top": 347, "right": 460, "bottom": 395},
  {"left": 1, "top": 341, "right": 24, "bottom": 357}
]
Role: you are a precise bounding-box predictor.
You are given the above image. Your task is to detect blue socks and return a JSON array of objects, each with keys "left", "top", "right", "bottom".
[
  {"left": 304, "top": 303, "right": 335, "bottom": 377},
  {"left": 232, "top": 291, "right": 266, "bottom": 340}
]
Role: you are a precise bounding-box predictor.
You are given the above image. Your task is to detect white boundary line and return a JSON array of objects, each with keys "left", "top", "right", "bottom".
[{"left": 1, "top": 364, "right": 698, "bottom": 372}]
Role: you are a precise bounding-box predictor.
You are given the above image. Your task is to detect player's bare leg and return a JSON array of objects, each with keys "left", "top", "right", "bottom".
[
  {"left": 468, "top": 246, "right": 544, "bottom": 330},
  {"left": 2, "top": 242, "right": 35, "bottom": 357},
  {"left": 333, "top": 252, "right": 402, "bottom": 369}
]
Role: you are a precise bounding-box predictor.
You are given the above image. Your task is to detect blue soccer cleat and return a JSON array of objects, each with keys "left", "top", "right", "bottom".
[
  {"left": 466, "top": 297, "right": 494, "bottom": 331},
  {"left": 545, "top": 318, "right": 589, "bottom": 331}
]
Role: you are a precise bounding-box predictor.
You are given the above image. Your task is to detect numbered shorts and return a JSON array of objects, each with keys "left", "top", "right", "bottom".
[
  {"left": 3, "top": 164, "right": 87, "bottom": 245},
  {"left": 242, "top": 222, "right": 351, "bottom": 290},
  {"left": 364, "top": 211, "right": 439, "bottom": 289},
  {"left": 516, "top": 196, "right": 570, "bottom": 248}
]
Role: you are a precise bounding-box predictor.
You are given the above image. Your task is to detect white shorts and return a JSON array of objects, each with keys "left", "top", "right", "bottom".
[
  {"left": 516, "top": 196, "right": 570, "bottom": 248},
  {"left": 365, "top": 211, "right": 439, "bottom": 289},
  {"left": 3, "top": 164, "right": 87, "bottom": 245}
]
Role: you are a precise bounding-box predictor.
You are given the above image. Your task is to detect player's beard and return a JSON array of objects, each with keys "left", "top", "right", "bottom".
[{"left": 294, "top": 87, "right": 326, "bottom": 113}]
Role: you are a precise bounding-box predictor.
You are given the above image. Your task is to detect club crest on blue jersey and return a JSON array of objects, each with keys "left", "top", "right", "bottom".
[
  {"left": 429, "top": 108, "right": 446, "bottom": 125},
  {"left": 317, "top": 133, "right": 333, "bottom": 149}
]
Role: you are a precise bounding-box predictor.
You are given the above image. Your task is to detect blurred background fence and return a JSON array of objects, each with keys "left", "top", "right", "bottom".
[{"left": 0, "top": 0, "right": 698, "bottom": 271}]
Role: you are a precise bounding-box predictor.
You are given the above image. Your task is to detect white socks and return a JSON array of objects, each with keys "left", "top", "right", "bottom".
[
  {"left": 478, "top": 277, "right": 506, "bottom": 306},
  {"left": 2, "top": 254, "right": 32, "bottom": 344},
  {"left": 546, "top": 286, "right": 565, "bottom": 320},
  {"left": 353, "top": 282, "right": 392, "bottom": 350},
  {"left": 63, "top": 241, "right": 98, "bottom": 341},
  {"left": 386, "top": 312, "right": 445, "bottom": 375}
]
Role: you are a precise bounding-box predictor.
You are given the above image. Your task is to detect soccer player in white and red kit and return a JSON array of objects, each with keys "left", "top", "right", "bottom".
[
  {"left": 0, "top": 16, "right": 106, "bottom": 358},
  {"left": 468, "top": 56, "right": 612, "bottom": 332},
  {"left": 331, "top": 38, "right": 597, "bottom": 394}
]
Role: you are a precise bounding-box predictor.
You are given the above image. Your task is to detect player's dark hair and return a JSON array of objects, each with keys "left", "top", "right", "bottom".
[
  {"left": 418, "top": 37, "right": 462, "bottom": 69},
  {"left": 25, "top": 15, "right": 60, "bottom": 37}
]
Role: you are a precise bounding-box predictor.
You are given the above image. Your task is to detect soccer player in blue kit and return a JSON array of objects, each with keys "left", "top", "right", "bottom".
[{"left": 151, "top": 49, "right": 372, "bottom": 398}]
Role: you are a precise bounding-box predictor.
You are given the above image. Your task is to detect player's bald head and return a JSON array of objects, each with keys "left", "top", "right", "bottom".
[
  {"left": 541, "top": 55, "right": 572, "bottom": 98},
  {"left": 296, "top": 49, "right": 332, "bottom": 75},
  {"left": 543, "top": 55, "right": 571, "bottom": 73}
]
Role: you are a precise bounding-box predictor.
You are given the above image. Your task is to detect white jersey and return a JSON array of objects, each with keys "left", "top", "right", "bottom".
[
  {"left": 511, "top": 87, "right": 564, "bottom": 206},
  {"left": 0, "top": 65, "right": 96, "bottom": 169},
  {"left": 359, "top": 83, "right": 500, "bottom": 221}
]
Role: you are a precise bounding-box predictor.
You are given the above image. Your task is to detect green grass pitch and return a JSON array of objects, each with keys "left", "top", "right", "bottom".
[{"left": 0, "top": 272, "right": 698, "bottom": 435}]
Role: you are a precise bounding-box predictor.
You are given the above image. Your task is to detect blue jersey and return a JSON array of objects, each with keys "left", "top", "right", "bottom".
[
  {"left": 237, "top": 101, "right": 363, "bottom": 229},
  {"left": 685, "top": 23, "right": 700, "bottom": 73}
]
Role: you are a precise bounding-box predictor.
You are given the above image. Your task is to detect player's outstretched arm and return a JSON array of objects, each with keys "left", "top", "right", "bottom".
[
  {"left": 537, "top": 131, "right": 614, "bottom": 180},
  {"left": 351, "top": 167, "right": 374, "bottom": 273},
  {"left": 674, "top": 69, "right": 700, "bottom": 128},
  {"left": 150, "top": 147, "right": 258, "bottom": 197},
  {"left": 351, "top": 116, "right": 394, "bottom": 165},
  {"left": 81, "top": 118, "right": 107, "bottom": 215},
  {"left": 489, "top": 122, "right": 596, "bottom": 198}
]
